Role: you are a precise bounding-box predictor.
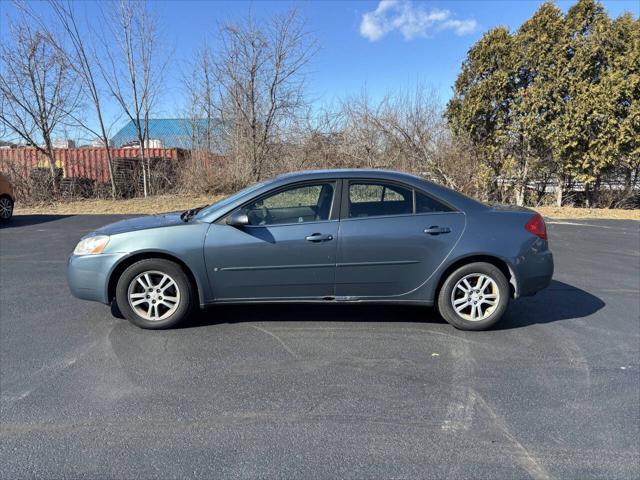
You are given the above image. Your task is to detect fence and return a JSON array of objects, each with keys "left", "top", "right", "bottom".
[{"left": 0, "top": 147, "right": 187, "bottom": 202}]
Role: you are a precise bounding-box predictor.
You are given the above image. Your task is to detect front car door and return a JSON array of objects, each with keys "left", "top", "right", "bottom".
[
  {"left": 204, "top": 180, "right": 340, "bottom": 301},
  {"left": 335, "top": 180, "right": 465, "bottom": 298}
]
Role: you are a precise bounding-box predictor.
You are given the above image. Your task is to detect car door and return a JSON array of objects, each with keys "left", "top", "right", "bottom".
[
  {"left": 204, "top": 180, "right": 340, "bottom": 300},
  {"left": 335, "top": 180, "right": 465, "bottom": 298}
]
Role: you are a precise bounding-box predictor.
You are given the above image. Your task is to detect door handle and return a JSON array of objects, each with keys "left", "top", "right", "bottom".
[
  {"left": 305, "top": 233, "right": 334, "bottom": 242},
  {"left": 424, "top": 226, "right": 451, "bottom": 235}
]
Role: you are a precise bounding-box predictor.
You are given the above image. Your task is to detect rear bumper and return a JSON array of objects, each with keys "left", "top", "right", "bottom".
[
  {"left": 67, "top": 253, "right": 126, "bottom": 304},
  {"left": 516, "top": 248, "right": 554, "bottom": 297}
]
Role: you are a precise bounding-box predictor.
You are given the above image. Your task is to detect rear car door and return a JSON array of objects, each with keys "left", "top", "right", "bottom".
[
  {"left": 204, "top": 181, "right": 340, "bottom": 300},
  {"left": 335, "top": 180, "right": 465, "bottom": 298}
]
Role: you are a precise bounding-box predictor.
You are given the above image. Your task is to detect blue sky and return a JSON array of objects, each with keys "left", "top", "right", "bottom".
[
  {"left": 1, "top": 0, "right": 638, "bottom": 134},
  {"left": 153, "top": 0, "right": 639, "bottom": 109}
]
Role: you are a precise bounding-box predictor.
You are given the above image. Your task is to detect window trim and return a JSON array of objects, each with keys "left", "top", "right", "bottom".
[
  {"left": 220, "top": 179, "right": 342, "bottom": 227},
  {"left": 340, "top": 178, "right": 459, "bottom": 220}
]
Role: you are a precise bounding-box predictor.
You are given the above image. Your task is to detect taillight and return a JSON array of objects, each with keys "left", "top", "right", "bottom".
[{"left": 525, "top": 214, "right": 547, "bottom": 240}]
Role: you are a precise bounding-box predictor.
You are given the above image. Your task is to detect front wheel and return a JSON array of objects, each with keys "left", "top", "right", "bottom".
[
  {"left": 115, "top": 258, "right": 194, "bottom": 329},
  {"left": 437, "top": 262, "right": 510, "bottom": 331}
]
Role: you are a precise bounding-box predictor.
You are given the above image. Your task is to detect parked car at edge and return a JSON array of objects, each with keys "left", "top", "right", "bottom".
[
  {"left": 67, "top": 169, "right": 553, "bottom": 330},
  {"left": 0, "top": 173, "right": 15, "bottom": 221}
]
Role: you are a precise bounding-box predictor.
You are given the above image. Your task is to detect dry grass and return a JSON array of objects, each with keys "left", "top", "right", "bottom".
[
  {"left": 14, "top": 194, "right": 640, "bottom": 220},
  {"left": 534, "top": 206, "right": 640, "bottom": 220},
  {"left": 15, "top": 194, "right": 222, "bottom": 216}
]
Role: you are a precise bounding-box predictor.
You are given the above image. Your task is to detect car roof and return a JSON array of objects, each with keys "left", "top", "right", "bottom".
[
  {"left": 274, "top": 168, "right": 424, "bottom": 183},
  {"left": 272, "top": 169, "right": 487, "bottom": 212}
]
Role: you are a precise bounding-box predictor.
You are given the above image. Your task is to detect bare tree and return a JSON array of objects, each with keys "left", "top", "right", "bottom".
[
  {"left": 184, "top": 41, "right": 219, "bottom": 153},
  {"left": 98, "top": 0, "right": 165, "bottom": 197},
  {"left": 374, "top": 85, "right": 468, "bottom": 188},
  {"left": 27, "top": 0, "right": 119, "bottom": 198},
  {"left": 0, "top": 8, "right": 79, "bottom": 194},
  {"left": 213, "top": 9, "right": 316, "bottom": 182},
  {"left": 177, "top": 41, "right": 229, "bottom": 193},
  {"left": 292, "top": 85, "right": 485, "bottom": 198},
  {"left": 337, "top": 90, "right": 389, "bottom": 169}
]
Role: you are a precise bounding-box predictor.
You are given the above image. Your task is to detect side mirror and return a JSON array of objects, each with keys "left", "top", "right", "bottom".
[{"left": 226, "top": 210, "right": 249, "bottom": 228}]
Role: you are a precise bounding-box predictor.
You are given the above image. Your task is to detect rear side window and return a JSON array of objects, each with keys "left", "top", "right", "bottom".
[
  {"left": 415, "top": 191, "right": 454, "bottom": 213},
  {"left": 349, "top": 182, "right": 413, "bottom": 218}
]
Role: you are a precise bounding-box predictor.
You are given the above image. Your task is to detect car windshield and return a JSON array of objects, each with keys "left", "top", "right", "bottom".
[{"left": 193, "top": 180, "right": 269, "bottom": 220}]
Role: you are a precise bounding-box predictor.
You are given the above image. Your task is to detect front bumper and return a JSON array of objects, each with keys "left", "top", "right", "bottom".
[{"left": 67, "top": 253, "right": 127, "bottom": 304}]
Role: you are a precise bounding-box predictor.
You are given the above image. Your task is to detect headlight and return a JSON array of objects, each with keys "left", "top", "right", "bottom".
[{"left": 73, "top": 235, "right": 110, "bottom": 255}]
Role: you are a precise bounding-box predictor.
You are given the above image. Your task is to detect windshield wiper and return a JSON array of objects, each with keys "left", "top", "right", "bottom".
[{"left": 181, "top": 205, "right": 208, "bottom": 222}]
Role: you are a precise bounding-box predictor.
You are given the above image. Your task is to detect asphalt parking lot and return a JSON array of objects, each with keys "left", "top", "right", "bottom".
[{"left": 1, "top": 214, "right": 638, "bottom": 479}]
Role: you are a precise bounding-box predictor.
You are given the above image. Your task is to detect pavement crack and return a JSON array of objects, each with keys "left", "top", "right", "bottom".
[{"left": 249, "top": 324, "right": 300, "bottom": 360}]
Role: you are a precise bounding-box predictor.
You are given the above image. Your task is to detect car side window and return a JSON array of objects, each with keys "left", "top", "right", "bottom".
[
  {"left": 415, "top": 191, "right": 454, "bottom": 213},
  {"left": 349, "top": 182, "right": 413, "bottom": 218},
  {"left": 244, "top": 183, "right": 335, "bottom": 226}
]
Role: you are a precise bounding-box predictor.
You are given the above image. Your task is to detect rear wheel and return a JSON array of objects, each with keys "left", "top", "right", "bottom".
[
  {"left": 437, "top": 262, "right": 510, "bottom": 330},
  {"left": 115, "top": 258, "right": 194, "bottom": 329},
  {"left": 0, "top": 195, "right": 13, "bottom": 220}
]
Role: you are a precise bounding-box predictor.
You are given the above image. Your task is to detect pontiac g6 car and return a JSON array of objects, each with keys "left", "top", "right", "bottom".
[{"left": 67, "top": 169, "right": 553, "bottom": 330}]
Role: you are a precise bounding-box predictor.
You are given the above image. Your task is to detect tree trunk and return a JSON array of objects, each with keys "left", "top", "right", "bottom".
[
  {"left": 136, "top": 142, "right": 148, "bottom": 198},
  {"left": 593, "top": 175, "right": 601, "bottom": 208},
  {"left": 515, "top": 152, "right": 529, "bottom": 207},
  {"left": 105, "top": 147, "right": 117, "bottom": 198},
  {"left": 624, "top": 168, "right": 632, "bottom": 193},
  {"left": 584, "top": 181, "right": 590, "bottom": 208},
  {"left": 515, "top": 160, "right": 528, "bottom": 206},
  {"left": 44, "top": 147, "right": 60, "bottom": 196},
  {"left": 135, "top": 125, "right": 148, "bottom": 198},
  {"left": 142, "top": 153, "right": 148, "bottom": 198},
  {"left": 555, "top": 175, "right": 563, "bottom": 207},
  {"left": 515, "top": 184, "right": 525, "bottom": 207},
  {"left": 98, "top": 118, "right": 117, "bottom": 198}
]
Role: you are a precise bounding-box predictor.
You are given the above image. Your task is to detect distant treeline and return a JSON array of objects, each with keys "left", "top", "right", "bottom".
[{"left": 0, "top": 0, "right": 637, "bottom": 208}]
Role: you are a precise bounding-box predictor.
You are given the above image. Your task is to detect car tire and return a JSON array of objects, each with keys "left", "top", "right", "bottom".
[
  {"left": 437, "top": 262, "right": 510, "bottom": 331},
  {"left": 0, "top": 195, "right": 13, "bottom": 221},
  {"left": 115, "top": 258, "right": 194, "bottom": 329}
]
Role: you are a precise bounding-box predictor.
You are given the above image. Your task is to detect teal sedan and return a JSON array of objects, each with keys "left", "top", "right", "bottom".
[{"left": 68, "top": 169, "right": 553, "bottom": 330}]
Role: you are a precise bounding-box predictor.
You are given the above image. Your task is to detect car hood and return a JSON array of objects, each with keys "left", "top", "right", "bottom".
[{"left": 92, "top": 212, "right": 185, "bottom": 236}]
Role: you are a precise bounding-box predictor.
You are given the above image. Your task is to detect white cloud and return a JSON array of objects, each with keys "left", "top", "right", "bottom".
[
  {"left": 440, "top": 19, "right": 478, "bottom": 36},
  {"left": 359, "top": 0, "right": 478, "bottom": 42}
]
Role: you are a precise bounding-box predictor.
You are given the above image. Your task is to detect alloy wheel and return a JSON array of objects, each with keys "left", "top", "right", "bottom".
[
  {"left": 450, "top": 273, "right": 500, "bottom": 321},
  {"left": 127, "top": 270, "right": 181, "bottom": 321}
]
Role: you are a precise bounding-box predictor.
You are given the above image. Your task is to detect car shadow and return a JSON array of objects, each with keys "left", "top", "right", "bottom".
[
  {"left": 185, "top": 303, "right": 437, "bottom": 328},
  {"left": 0, "top": 214, "right": 74, "bottom": 228},
  {"left": 495, "top": 280, "right": 605, "bottom": 330},
  {"left": 180, "top": 280, "right": 604, "bottom": 330}
]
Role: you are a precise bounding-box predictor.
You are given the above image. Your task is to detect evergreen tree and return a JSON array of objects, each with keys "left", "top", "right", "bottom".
[{"left": 447, "top": 0, "right": 638, "bottom": 207}]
